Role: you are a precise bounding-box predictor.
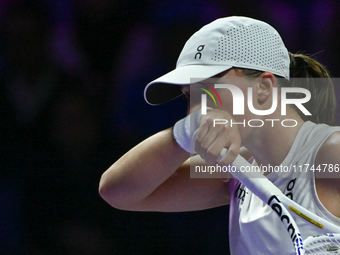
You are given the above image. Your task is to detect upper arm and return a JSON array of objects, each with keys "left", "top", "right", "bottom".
[
  {"left": 315, "top": 131, "right": 340, "bottom": 218},
  {"left": 120, "top": 155, "right": 230, "bottom": 212}
]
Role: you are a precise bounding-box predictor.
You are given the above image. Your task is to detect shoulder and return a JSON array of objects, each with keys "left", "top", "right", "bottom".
[
  {"left": 314, "top": 131, "right": 340, "bottom": 218},
  {"left": 316, "top": 131, "right": 340, "bottom": 166}
]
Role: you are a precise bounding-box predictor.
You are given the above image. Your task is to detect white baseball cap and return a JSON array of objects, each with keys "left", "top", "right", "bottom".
[{"left": 144, "top": 16, "right": 290, "bottom": 105}]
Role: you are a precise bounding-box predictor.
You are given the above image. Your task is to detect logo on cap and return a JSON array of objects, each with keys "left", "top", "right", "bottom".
[{"left": 194, "top": 45, "right": 205, "bottom": 59}]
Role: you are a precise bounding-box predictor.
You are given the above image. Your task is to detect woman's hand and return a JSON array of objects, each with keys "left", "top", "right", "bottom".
[{"left": 195, "top": 109, "right": 241, "bottom": 166}]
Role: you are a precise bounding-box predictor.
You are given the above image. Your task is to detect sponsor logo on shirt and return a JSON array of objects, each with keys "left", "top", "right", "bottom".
[
  {"left": 235, "top": 183, "right": 248, "bottom": 204},
  {"left": 285, "top": 178, "right": 296, "bottom": 200}
]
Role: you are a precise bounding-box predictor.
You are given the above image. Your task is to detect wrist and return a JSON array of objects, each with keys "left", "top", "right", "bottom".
[{"left": 173, "top": 107, "right": 211, "bottom": 153}]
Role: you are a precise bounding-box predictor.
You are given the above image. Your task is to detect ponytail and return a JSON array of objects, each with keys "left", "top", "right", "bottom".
[{"left": 288, "top": 53, "right": 336, "bottom": 125}]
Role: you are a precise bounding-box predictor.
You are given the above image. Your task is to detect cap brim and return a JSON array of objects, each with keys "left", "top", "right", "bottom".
[{"left": 144, "top": 65, "right": 232, "bottom": 105}]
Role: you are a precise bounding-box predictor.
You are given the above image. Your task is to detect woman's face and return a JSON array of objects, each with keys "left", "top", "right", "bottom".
[
  {"left": 211, "top": 69, "right": 252, "bottom": 119},
  {"left": 183, "top": 68, "right": 281, "bottom": 144},
  {"left": 181, "top": 68, "right": 255, "bottom": 117}
]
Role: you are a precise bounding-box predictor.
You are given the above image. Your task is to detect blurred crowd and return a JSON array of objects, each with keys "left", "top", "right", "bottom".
[{"left": 0, "top": 0, "right": 339, "bottom": 254}]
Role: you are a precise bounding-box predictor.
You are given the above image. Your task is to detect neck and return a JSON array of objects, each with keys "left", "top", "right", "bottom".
[{"left": 242, "top": 111, "right": 305, "bottom": 168}]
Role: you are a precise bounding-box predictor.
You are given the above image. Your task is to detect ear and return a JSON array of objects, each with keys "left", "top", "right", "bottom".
[{"left": 256, "top": 72, "right": 276, "bottom": 102}]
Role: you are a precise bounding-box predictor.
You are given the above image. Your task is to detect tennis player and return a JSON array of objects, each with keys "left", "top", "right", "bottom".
[{"left": 99, "top": 17, "right": 340, "bottom": 254}]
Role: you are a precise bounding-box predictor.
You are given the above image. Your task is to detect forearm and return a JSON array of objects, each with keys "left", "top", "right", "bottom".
[{"left": 99, "top": 128, "right": 190, "bottom": 209}]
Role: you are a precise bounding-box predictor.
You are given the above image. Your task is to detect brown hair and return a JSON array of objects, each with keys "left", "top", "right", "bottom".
[{"left": 236, "top": 53, "right": 336, "bottom": 125}]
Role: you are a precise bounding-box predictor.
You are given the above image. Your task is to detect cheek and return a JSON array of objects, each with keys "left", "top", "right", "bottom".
[
  {"left": 216, "top": 89, "right": 233, "bottom": 112},
  {"left": 216, "top": 88, "right": 249, "bottom": 119},
  {"left": 188, "top": 103, "right": 201, "bottom": 114}
]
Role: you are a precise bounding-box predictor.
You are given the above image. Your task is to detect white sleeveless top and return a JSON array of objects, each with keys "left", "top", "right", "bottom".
[{"left": 229, "top": 121, "right": 340, "bottom": 255}]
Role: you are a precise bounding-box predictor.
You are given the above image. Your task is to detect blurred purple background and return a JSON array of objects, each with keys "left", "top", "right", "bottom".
[{"left": 0, "top": 0, "right": 339, "bottom": 254}]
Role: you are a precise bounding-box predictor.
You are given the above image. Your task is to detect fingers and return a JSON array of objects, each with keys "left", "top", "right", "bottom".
[
  {"left": 218, "top": 135, "right": 241, "bottom": 166},
  {"left": 195, "top": 115, "right": 241, "bottom": 166},
  {"left": 195, "top": 117, "right": 217, "bottom": 164}
]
